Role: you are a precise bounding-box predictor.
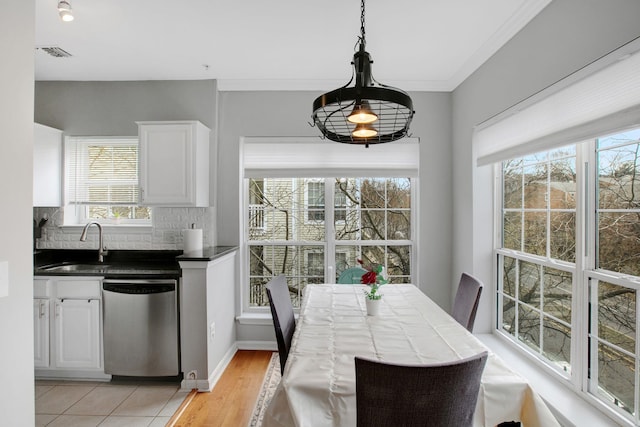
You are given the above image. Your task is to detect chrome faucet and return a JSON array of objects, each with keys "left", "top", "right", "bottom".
[{"left": 80, "top": 221, "right": 108, "bottom": 262}]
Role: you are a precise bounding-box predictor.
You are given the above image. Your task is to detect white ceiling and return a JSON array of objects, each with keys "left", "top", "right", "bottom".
[{"left": 35, "top": 0, "right": 551, "bottom": 92}]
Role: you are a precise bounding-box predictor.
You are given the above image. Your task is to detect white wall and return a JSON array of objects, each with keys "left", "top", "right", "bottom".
[
  {"left": 0, "top": 1, "right": 35, "bottom": 425},
  {"left": 452, "top": 0, "right": 640, "bottom": 333}
]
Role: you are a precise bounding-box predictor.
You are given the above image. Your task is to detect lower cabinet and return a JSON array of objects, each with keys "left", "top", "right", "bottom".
[
  {"left": 34, "top": 277, "right": 107, "bottom": 379},
  {"left": 54, "top": 299, "right": 101, "bottom": 369},
  {"left": 33, "top": 298, "right": 50, "bottom": 368}
]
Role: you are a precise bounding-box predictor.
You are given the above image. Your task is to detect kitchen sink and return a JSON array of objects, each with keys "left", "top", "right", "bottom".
[{"left": 39, "top": 263, "right": 113, "bottom": 273}]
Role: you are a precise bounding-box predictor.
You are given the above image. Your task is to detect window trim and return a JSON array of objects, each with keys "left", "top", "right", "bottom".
[
  {"left": 494, "top": 135, "right": 640, "bottom": 425},
  {"left": 63, "top": 136, "right": 151, "bottom": 226},
  {"left": 241, "top": 176, "right": 417, "bottom": 315}
]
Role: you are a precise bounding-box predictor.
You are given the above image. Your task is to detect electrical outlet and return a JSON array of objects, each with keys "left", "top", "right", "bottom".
[{"left": 210, "top": 322, "right": 215, "bottom": 340}]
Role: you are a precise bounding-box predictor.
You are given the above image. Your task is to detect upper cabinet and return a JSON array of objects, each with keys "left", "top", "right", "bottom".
[
  {"left": 34, "top": 123, "right": 62, "bottom": 207},
  {"left": 137, "top": 121, "right": 210, "bottom": 207}
]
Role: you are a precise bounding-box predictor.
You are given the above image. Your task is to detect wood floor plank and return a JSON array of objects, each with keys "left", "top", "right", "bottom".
[{"left": 173, "top": 350, "right": 273, "bottom": 427}]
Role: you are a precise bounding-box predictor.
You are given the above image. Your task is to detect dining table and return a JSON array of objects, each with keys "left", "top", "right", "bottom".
[{"left": 262, "top": 283, "right": 560, "bottom": 427}]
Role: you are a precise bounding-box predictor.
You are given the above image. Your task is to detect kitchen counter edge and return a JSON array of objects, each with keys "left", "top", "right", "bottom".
[{"left": 176, "top": 246, "right": 238, "bottom": 262}]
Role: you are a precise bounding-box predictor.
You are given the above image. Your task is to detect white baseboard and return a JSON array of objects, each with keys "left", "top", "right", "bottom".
[
  {"left": 180, "top": 343, "right": 239, "bottom": 392},
  {"left": 236, "top": 340, "right": 277, "bottom": 351},
  {"left": 36, "top": 369, "right": 112, "bottom": 381}
]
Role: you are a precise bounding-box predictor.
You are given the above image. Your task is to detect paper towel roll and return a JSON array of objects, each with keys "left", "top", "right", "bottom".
[{"left": 183, "top": 228, "right": 203, "bottom": 253}]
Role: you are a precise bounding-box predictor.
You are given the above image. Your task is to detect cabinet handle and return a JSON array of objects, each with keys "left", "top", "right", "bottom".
[
  {"left": 55, "top": 302, "right": 60, "bottom": 317},
  {"left": 39, "top": 302, "right": 46, "bottom": 318}
]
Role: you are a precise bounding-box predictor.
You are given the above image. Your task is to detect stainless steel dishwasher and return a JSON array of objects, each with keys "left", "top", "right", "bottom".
[{"left": 102, "top": 279, "right": 179, "bottom": 377}]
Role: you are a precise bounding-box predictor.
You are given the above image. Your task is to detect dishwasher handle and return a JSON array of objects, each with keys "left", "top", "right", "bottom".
[{"left": 103, "top": 279, "right": 176, "bottom": 295}]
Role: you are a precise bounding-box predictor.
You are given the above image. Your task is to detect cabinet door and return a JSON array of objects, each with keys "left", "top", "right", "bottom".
[
  {"left": 33, "top": 299, "right": 50, "bottom": 368},
  {"left": 139, "top": 123, "right": 194, "bottom": 205},
  {"left": 54, "top": 299, "right": 101, "bottom": 369},
  {"left": 138, "top": 121, "right": 210, "bottom": 207},
  {"left": 33, "top": 123, "right": 62, "bottom": 207}
]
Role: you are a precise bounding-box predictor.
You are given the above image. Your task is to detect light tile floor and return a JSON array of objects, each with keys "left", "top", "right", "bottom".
[{"left": 35, "top": 379, "right": 189, "bottom": 427}]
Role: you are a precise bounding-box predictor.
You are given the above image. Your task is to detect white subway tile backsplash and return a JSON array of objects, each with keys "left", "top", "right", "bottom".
[{"left": 34, "top": 207, "right": 215, "bottom": 251}]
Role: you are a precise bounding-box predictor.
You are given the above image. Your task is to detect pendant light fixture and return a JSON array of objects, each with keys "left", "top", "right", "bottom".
[{"left": 312, "top": 0, "right": 414, "bottom": 148}]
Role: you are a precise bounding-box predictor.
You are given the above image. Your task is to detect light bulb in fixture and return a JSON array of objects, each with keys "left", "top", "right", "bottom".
[
  {"left": 347, "top": 101, "right": 378, "bottom": 124},
  {"left": 58, "top": 0, "right": 74, "bottom": 22},
  {"left": 352, "top": 123, "right": 378, "bottom": 138}
]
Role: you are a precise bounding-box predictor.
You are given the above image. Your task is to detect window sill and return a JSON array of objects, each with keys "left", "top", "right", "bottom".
[
  {"left": 477, "top": 333, "right": 631, "bottom": 427},
  {"left": 236, "top": 312, "right": 299, "bottom": 325},
  {"left": 59, "top": 224, "right": 153, "bottom": 232}
]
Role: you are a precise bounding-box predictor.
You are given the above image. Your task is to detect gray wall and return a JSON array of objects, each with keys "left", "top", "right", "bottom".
[
  {"left": 33, "top": 85, "right": 453, "bottom": 344},
  {"left": 35, "top": 80, "right": 217, "bottom": 135},
  {"left": 452, "top": 0, "right": 640, "bottom": 333},
  {"left": 217, "top": 91, "right": 452, "bottom": 342},
  {"left": 217, "top": 91, "right": 452, "bottom": 293},
  {"left": 0, "top": 1, "right": 36, "bottom": 424}
]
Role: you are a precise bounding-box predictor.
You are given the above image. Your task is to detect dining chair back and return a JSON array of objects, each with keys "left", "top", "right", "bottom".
[
  {"left": 337, "top": 267, "right": 368, "bottom": 284},
  {"left": 451, "top": 272, "right": 484, "bottom": 332},
  {"left": 355, "top": 351, "right": 488, "bottom": 427},
  {"left": 265, "top": 274, "right": 296, "bottom": 374}
]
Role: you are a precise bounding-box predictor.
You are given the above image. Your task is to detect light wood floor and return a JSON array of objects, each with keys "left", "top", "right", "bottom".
[{"left": 171, "top": 350, "right": 273, "bottom": 427}]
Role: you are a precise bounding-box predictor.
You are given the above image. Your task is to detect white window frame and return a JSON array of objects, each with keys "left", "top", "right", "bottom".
[
  {"left": 242, "top": 176, "right": 416, "bottom": 314},
  {"left": 63, "top": 136, "right": 151, "bottom": 226},
  {"left": 494, "top": 132, "right": 640, "bottom": 425}
]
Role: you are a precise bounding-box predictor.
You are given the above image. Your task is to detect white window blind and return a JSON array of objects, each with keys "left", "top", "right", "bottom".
[
  {"left": 242, "top": 137, "right": 420, "bottom": 178},
  {"left": 65, "top": 137, "right": 140, "bottom": 205},
  {"left": 475, "top": 39, "right": 640, "bottom": 166}
]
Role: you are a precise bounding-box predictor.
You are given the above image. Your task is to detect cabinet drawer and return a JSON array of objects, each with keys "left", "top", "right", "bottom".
[
  {"left": 34, "top": 279, "right": 50, "bottom": 298},
  {"left": 56, "top": 280, "right": 101, "bottom": 299}
]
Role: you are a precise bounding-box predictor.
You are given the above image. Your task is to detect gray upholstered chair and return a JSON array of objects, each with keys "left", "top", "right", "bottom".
[
  {"left": 451, "top": 272, "right": 484, "bottom": 332},
  {"left": 354, "top": 351, "right": 489, "bottom": 427},
  {"left": 265, "top": 274, "right": 296, "bottom": 374}
]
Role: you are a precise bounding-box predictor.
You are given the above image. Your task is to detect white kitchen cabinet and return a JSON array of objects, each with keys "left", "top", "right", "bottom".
[
  {"left": 54, "top": 299, "right": 101, "bottom": 369},
  {"left": 34, "top": 277, "right": 107, "bottom": 379},
  {"left": 137, "top": 121, "right": 210, "bottom": 207},
  {"left": 33, "top": 298, "right": 50, "bottom": 368},
  {"left": 33, "top": 123, "right": 62, "bottom": 207}
]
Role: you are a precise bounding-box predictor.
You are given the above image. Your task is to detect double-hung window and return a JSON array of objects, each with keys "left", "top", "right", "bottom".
[
  {"left": 246, "top": 177, "right": 414, "bottom": 308},
  {"left": 241, "top": 137, "right": 419, "bottom": 311},
  {"left": 497, "top": 129, "right": 640, "bottom": 422},
  {"left": 485, "top": 44, "right": 640, "bottom": 425},
  {"left": 64, "top": 137, "right": 151, "bottom": 225}
]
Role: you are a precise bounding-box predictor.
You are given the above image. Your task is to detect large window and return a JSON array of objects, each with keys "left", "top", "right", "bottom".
[
  {"left": 246, "top": 177, "right": 413, "bottom": 309},
  {"left": 64, "top": 137, "right": 151, "bottom": 225},
  {"left": 496, "top": 127, "right": 640, "bottom": 423}
]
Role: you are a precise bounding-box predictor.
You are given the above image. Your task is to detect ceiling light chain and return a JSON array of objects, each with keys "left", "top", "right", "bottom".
[
  {"left": 311, "top": 0, "right": 415, "bottom": 147},
  {"left": 359, "top": 0, "right": 366, "bottom": 46}
]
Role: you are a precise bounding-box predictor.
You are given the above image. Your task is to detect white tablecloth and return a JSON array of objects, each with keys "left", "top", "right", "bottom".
[{"left": 263, "top": 284, "right": 560, "bottom": 427}]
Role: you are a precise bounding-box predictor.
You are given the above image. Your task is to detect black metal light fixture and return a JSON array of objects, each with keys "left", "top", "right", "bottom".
[{"left": 312, "top": 0, "right": 415, "bottom": 148}]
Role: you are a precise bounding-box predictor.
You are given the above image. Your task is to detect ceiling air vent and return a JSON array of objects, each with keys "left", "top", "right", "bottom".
[{"left": 37, "top": 46, "right": 72, "bottom": 58}]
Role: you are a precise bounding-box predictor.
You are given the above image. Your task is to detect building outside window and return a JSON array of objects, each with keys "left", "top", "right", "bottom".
[
  {"left": 496, "top": 127, "right": 640, "bottom": 422},
  {"left": 246, "top": 177, "right": 413, "bottom": 309}
]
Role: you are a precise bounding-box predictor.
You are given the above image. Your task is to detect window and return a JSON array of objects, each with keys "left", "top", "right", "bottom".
[
  {"left": 246, "top": 177, "right": 413, "bottom": 309},
  {"left": 305, "top": 180, "right": 348, "bottom": 222},
  {"left": 64, "top": 137, "right": 151, "bottom": 225},
  {"left": 306, "top": 181, "right": 324, "bottom": 221},
  {"left": 496, "top": 127, "right": 640, "bottom": 423}
]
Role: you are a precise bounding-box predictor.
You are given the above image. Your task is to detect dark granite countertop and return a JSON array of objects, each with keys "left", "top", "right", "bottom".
[
  {"left": 33, "top": 246, "right": 239, "bottom": 279},
  {"left": 176, "top": 246, "right": 238, "bottom": 262},
  {"left": 34, "top": 249, "right": 182, "bottom": 279}
]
